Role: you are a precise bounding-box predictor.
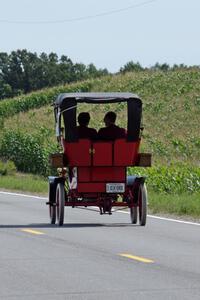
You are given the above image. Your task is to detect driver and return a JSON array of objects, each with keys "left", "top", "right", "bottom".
[{"left": 76, "top": 112, "right": 97, "bottom": 140}]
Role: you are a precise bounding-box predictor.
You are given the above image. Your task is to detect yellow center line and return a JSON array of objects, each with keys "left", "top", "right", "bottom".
[
  {"left": 119, "top": 253, "right": 154, "bottom": 263},
  {"left": 21, "top": 229, "right": 45, "bottom": 235}
]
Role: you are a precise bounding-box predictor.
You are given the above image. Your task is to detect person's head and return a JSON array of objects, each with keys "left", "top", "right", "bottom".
[
  {"left": 78, "top": 112, "right": 90, "bottom": 126},
  {"left": 104, "top": 111, "right": 116, "bottom": 127}
]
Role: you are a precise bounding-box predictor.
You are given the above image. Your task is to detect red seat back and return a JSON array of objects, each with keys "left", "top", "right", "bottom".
[
  {"left": 114, "top": 139, "right": 140, "bottom": 166},
  {"left": 63, "top": 139, "right": 91, "bottom": 166},
  {"left": 63, "top": 139, "right": 140, "bottom": 167}
]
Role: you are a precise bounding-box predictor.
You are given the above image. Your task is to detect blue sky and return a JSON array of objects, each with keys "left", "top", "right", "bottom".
[{"left": 0, "top": 0, "right": 199, "bottom": 72}]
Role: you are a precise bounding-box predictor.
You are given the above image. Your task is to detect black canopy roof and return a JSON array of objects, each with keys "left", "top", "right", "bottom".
[
  {"left": 54, "top": 92, "right": 142, "bottom": 142},
  {"left": 54, "top": 92, "right": 141, "bottom": 107}
]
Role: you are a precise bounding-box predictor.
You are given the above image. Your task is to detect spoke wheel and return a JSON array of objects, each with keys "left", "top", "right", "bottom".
[
  {"left": 130, "top": 206, "right": 138, "bottom": 224},
  {"left": 48, "top": 182, "right": 56, "bottom": 224},
  {"left": 56, "top": 183, "right": 65, "bottom": 226},
  {"left": 138, "top": 183, "right": 147, "bottom": 226}
]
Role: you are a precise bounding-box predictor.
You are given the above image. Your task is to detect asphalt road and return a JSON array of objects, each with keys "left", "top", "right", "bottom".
[{"left": 0, "top": 191, "right": 200, "bottom": 300}]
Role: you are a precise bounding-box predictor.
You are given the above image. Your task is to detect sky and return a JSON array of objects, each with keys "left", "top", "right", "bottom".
[{"left": 0, "top": 0, "right": 199, "bottom": 72}]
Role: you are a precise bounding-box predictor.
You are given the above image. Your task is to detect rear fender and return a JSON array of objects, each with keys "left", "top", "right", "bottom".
[
  {"left": 126, "top": 175, "right": 146, "bottom": 203},
  {"left": 48, "top": 176, "right": 65, "bottom": 185},
  {"left": 127, "top": 175, "right": 146, "bottom": 187}
]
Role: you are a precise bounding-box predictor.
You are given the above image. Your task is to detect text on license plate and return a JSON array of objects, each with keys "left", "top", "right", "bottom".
[{"left": 106, "top": 183, "right": 125, "bottom": 193}]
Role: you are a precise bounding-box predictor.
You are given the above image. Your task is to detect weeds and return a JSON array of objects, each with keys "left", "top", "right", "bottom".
[
  {"left": 0, "top": 160, "right": 16, "bottom": 176},
  {"left": 129, "top": 165, "right": 200, "bottom": 194}
]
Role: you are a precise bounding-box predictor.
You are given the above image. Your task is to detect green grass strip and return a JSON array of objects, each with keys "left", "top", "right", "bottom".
[
  {"left": 149, "top": 191, "right": 200, "bottom": 218},
  {"left": 0, "top": 174, "right": 47, "bottom": 195}
]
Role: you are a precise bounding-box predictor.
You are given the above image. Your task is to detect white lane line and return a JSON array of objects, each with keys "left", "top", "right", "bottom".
[
  {"left": 0, "top": 191, "right": 47, "bottom": 200},
  {"left": 148, "top": 214, "right": 200, "bottom": 226},
  {"left": 119, "top": 210, "right": 200, "bottom": 226},
  {"left": 1, "top": 191, "right": 200, "bottom": 226}
]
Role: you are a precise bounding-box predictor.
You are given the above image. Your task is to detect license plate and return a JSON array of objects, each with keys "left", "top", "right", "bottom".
[{"left": 106, "top": 183, "right": 125, "bottom": 193}]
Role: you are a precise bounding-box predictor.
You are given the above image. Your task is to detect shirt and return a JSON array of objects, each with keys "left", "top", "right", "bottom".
[
  {"left": 98, "top": 124, "right": 127, "bottom": 141},
  {"left": 76, "top": 126, "right": 98, "bottom": 140}
]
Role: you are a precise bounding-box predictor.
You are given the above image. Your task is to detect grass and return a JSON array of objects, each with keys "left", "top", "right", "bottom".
[
  {"left": 0, "top": 173, "right": 48, "bottom": 195},
  {"left": 149, "top": 191, "right": 200, "bottom": 219}
]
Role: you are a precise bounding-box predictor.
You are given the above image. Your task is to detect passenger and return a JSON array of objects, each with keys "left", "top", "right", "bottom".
[
  {"left": 76, "top": 112, "right": 97, "bottom": 140},
  {"left": 98, "top": 111, "right": 126, "bottom": 141}
]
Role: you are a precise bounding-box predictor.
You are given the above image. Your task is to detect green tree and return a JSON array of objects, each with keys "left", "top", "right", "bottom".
[
  {"left": 120, "top": 61, "right": 143, "bottom": 73},
  {"left": 0, "top": 82, "right": 13, "bottom": 99},
  {"left": 151, "top": 62, "right": 170, "bottom": 71},
  {"left": 0, "top": 50, "right": 109, "bottom": 100}
]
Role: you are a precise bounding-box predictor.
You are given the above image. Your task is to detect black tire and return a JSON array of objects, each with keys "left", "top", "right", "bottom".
[
  {"left": 138, "top": 183, "right": 147, "bottom": 226},
  {"left": 130, "top": 206, "right": 138, "bottom": 224},
  {"left": 48, "top": 182, "right": 56, "bottom": 224},
  {"left": 49, "top": 204, "right": 56, "bottom": 224},
  {"left": 56, "top": 183, "right": 65, "bottom": 226}
]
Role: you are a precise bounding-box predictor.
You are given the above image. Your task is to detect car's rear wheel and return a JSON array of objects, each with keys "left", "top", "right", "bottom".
[
  {"left": 138, "top": 183, "right": 147, "bottom": 226},
  {"left": 48, "top": 182, "right": 56, "bottom": 224},
  {"left": 56, "top": 183, "right": 65, "bottom": 226},
  {"left": 49, "top": 204, "right": 56, "bottom": 224},
  {"left": 130, "top": 206, "right": 138, "bottom": 224}
]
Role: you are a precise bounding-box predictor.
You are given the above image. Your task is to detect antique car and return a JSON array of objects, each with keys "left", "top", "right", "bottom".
[{"left": 48, "top": 92, "right": 151, "bottom": 226}]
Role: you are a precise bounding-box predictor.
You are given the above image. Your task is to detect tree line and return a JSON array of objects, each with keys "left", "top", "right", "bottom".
[
  {"left": 119, "top": 61, "right": 199, "bottom": 73},
  {"left": 0, "top": 49, "right": 199, "bottom": 100},
  {"left": 0, "top": 49, "right": 109, "bottom": 100}
]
